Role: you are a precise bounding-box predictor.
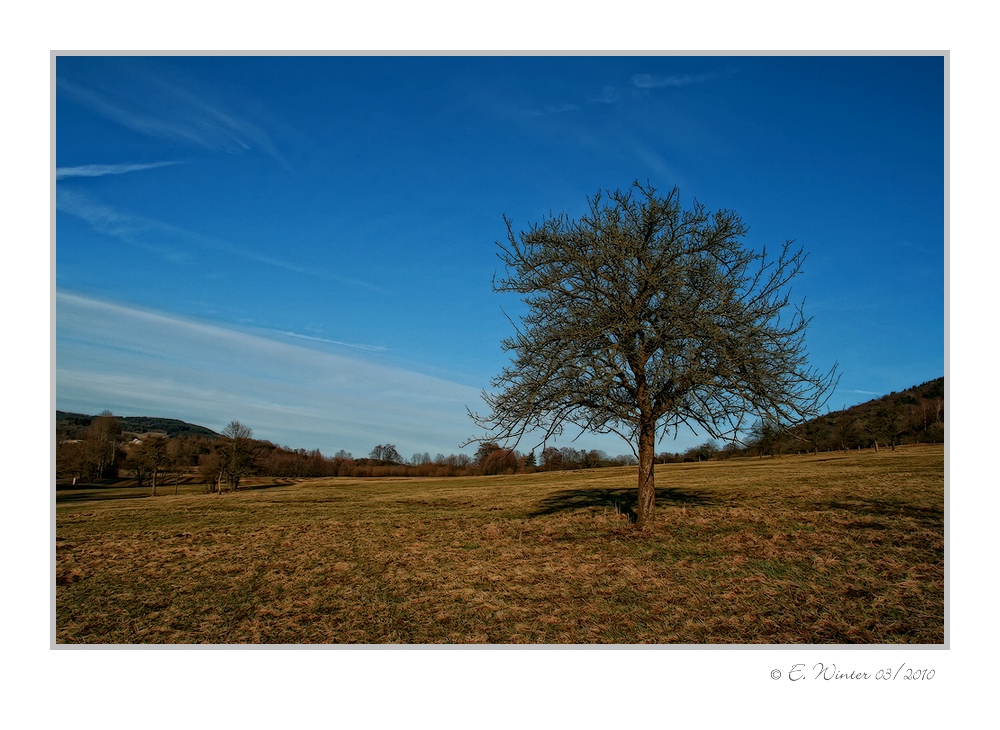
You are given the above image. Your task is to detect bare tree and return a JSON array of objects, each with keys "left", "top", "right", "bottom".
[
  {"left": 166, "top": 438, "right": 190, "bottom": 495},
  {"left": 199, "top": 451, "right": 223, "bottom": 493},
  {"left": 469, "top": 182, "right": 837, "bottom": 529},
  {"left": 124, "top": 435, "right": 170, "bottom": 495},
  {"left": 475, "top": 442, "right": 518, "bottom": 475},
  {"left": 85, "top": 411, "right": 122, "bottom": 479},
  {"left": 124, "top": 443, "right": 152, "bottom": 491},
  {"left": 410, "top": 452, "right": 432, "bottom": 466},
  {"left": 749, "top": 418, "right": 783, "bottom": 459},
  {"left": 220, "top": 421, "right": 257, "bottom": 491},
  {"left": 145, "top": 435, "right": 170, "bottom": 495},
  {"left": 868, "top": 402, "right": 904, "bottom": 451},
  {"left": 833, "top": 411, "right": 857, "bottom": 452},
  {"left": 369, "top": 444, "right": 402, "bottom": 465}
]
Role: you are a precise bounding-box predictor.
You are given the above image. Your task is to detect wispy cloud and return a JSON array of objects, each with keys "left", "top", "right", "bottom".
[
  {"left": 591, "top": 86, "right": 619, "bottom": 105},
  {"left": 57, "top": 189, "right": 138, "bottom": 236},
  {"left": 532, "top": 72, "right": 716, "bottom": 117},
  {"left": 845, "top": 389, "right": 883, "bottom": 396},
  {"left": 625, "top": 140, "right": 685, "bottom": 187},
  {"left": 630, "top": 72, "right": 717, "bottom": 89},
  {"left": 55, "top": 190, "right": 383, "bottom": 292},
  {"left": 56, "top": 292, "right": 480, "bottom": 455},
  {"left": 56, "top": 161, "right": 184, "bottom": 179},
  {"left": 57, "top": 74, "right": 289, "bottom": 169},
  {"left": 271, "top": 329, "right": 388, "bottom": 353}
]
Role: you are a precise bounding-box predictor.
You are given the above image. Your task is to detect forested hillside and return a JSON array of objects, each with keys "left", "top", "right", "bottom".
[
  {"left": 787, "top": 376, "right": 943, "bottom": 451},
  {"left": 57, "top": 411, "right": 219, "bottom": 440},
  {"left": 733, "top": 377, "right": 945, "bottom": 459}
]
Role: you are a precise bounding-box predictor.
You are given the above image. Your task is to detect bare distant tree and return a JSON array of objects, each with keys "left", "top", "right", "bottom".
[
  {"left": 124, "top": 443, "right": 152, "bottom": 491},
  {"left": 220, "top": 421, "right": 257, "bottom": 491},
  {"left": 411, "top": 452, "right": 432, "bottom": 466},
  {"left": 166, "top": 438, "right": 191, "bottom": 495},
  {"left": 199, "top": 451, "right": 223, "bottom": 493},
  {"left": 125, "top": 435, "right": 170, "bottom": 495},
  {"left": 833, "top": 411, "right": 857, "bottom": 452},
  {"left": 145, "top": 435, "right": 170, "bottom": 495},
  {"left": 540, "top": 447, "right": 563, "bottom": 471},
  {"left": 369, "top": 444, "right": 403, "bottom": 465},
  {"left": 85, "top": 411, "right": 122, "bottom": 479},
  {"left": 481, "top": 447, "right": 517, "bottom": 475},
  {"left": 469, "top": 182, "right": 837, "bottom": 529},
  {"left": 474, "top": 442, "right": 502, "bottom": 466},
  {"left": 868, "top": 402, "right": 904, "bottom": 451},
  {"left": 475, "top": 442, "right": 517, "bottom": 475}
]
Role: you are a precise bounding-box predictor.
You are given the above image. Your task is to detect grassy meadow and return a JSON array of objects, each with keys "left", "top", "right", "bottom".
[{"left": 55, "top": 445, "right": 944, "bottom": 644}]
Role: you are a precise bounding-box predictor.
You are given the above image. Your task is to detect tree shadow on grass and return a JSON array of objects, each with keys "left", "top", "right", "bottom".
[
  {"left": 238, "top": 479, "right": 298, "bottom": 491},
  {"left": 56, "top": 489, "right": 150, "bottom": 504},
  {"left": 819, "top": 499, "right": 943, "bottom": 530},
  {"left": 529, "top": 487, "right": 716, "bottom": 523},
  {"left": 56, "top": 479, "right": 298, "bottom": 504}
]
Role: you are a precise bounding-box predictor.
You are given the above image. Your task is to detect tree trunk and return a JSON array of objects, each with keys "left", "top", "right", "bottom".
[{"left": 635, "top": 418, "right": 656, "bottom": 530}]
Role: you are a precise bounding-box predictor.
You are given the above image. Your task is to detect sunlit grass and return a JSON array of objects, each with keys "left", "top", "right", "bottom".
[{"left": 56, "top": 445, "right": 944, "bottom": 644}]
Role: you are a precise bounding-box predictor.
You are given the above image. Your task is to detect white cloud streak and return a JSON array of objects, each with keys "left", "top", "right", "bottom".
[
  {"left": 55, "top": 161, "right": 184, "bottom": 179},
  {"left": 56, "top": 292, "right": 483, "bottom": 455},
  {"left": 57, "top": 76, "right": 289, "bottom": 169},
  {"left": 273, "top": 330, "right": 388, "bottom": 352},
  {"left": 55, "top": 189, "right": 383, "bottom": 292},
  {"left": 630, "top": 72, "right": 717, "bottom": 89},
  {"left": 56, "top": 189, "right": 143, "bottom": 237}
]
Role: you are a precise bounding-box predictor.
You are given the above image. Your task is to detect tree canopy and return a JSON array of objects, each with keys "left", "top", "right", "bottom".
[{"left": 471, "top": 181, "right": 837, "bottom": 528}]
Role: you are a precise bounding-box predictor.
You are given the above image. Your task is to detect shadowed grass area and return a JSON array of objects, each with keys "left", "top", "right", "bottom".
[{"left": 55, "top": 445, "right": 944, "bottom": 644}]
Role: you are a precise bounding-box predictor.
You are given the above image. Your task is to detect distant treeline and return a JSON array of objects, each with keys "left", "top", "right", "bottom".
[
  {"left": 54, "top": 377, "right": 944, "bottom": 487},
  {"left": 55, "top": 414, "right": 639, "bottom": 486}
]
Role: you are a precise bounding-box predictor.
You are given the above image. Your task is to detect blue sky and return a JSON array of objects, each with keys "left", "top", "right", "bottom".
[{"left": 54, "top": 54, "right": 944, "bottom": 458}]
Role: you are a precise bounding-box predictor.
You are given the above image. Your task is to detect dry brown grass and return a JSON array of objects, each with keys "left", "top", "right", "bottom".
[{"left": 55, "top": 444, "right": 944, "bottom": 644}]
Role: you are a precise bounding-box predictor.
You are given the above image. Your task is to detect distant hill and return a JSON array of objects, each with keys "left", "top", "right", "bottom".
[
  {"left": 778, "top": 376, "right": 945, "bottom": 452},
  {"left": 56, "top": 411, "right": 219, "bottom": 439}
]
